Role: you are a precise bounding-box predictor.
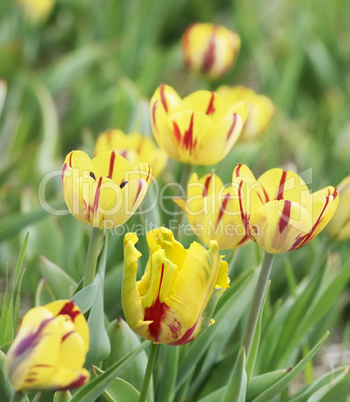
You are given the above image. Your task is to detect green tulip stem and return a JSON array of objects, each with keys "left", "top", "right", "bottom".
[
  {"left": 10, "top": 391, "right": 26, "bottom": 402},
  {"left": 241, "top": 251, "right": 275, "bottom": 359},
  {"left": 175, "top": 163, "right": 194, "bottom": 240},
  {"left": 139, "top": 343, "right": 159, "bottom": 402},
  {"left": 83, "top": 226, "right": 104, "bottom": 288}
]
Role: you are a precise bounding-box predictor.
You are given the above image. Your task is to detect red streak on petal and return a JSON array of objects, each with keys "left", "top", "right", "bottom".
[
  {"left": 183, "top": 113, "right": 196, "bottom": 154},
  {"left": 216, "top": 192, "right": 231, "bottom": 229},
  {"left": 203, "top": 174, "right": 212, "bottom": 197},
  {"left": 144, "top": 263, "right": 169, "bottom": 342},
  {"left": 237, "top": 234, "right": 250, "bottom": 246},
  {"left": 201, "top": 27, "right": 217, "bottom": 73},
  {"left": 34, "top": 364, "right": 51, "bottom": 368},
  {"left": 120, "top": 150, "right": 128, "bottom": 159},
  {"left": 206, "top": 92, "right": 216, "bottom": 115},
  {"left": 262, "top": 187, "right": 269, "bottom": 203},
  {"left": 238, "top": 180, "right": 249, "bottom": 234},
  {"left": 160, "top": 83, "right": 168, "bottom": 113},
  {"left": 60, "top": 373, "right": 89, "bottom": 390},
  {"left": 62, "top": 331, "right": 74, "bottom": 343},
  {"left": 61, "top": 163, "right": 68, "bottom": 184},
  {"left": 132, "top": 179, "right": 143, "bottom": 208},
  {"left": 69, "top": 153, "right": 73, "bottom": 168},
  {"left": 277, "top": 170, "right": 287, "bottom": 200},
  {"left": 235, "top": 163, "right": 242, "bottom": 178},
  {"left": 279, "top": 200, "right": 291, "bottom": 233},
  {"left": 152, "top": 100, "right": 158, "bottom": 133},
  {"left": 169, "top": 315, "right": 200, "bottom": 346},
  {"left": 292, "top": 196, "right": 331, "bottom": 250},
  {"left": 109, "top": 150, "right": 116, "bottom": 179},
  {"left": 172, "top": 121, "right": 182, "bottom": 144},
  {"left": 136, "top": 137, "right": 145, "bottom": 154},
  {"left": 226, "top": 114, "right": 237, "bottom": 141},
  {"left": 93, "top": 177, "right": 103, "bottom": 217},
  {"left": 58, "top": 300, "right": 80, "bottom": 322}
]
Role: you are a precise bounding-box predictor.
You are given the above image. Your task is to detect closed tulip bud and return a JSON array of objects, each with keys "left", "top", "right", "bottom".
[
  {"left": 233, "top": 164, "right": 339, "bottom": 254},
  {"left": 5, "top": 300, "right": 90, "bottom": 392},
  {"left": 327, "top": 176, "right": 350, "bottom": 241},
  {"left": 174, "top": 172, "right": 250, "bottom": 249},
  {"left": 122, "top": 228, "right": 229, "bottom": 345},
  {"left": 94, "top": 129, "right": 168, "bottom": 178},
  {"left": 217, "top": 85, "right": 275, "bottom": 141},
  {"left": 62, "top": 150, "right": 152, "bottom": 229},
  {"left": 182, "top": 23, "right": 241, "bottom": 80},
  {"left": 150, "top": 84, "right": 248, "bottom": 165}
]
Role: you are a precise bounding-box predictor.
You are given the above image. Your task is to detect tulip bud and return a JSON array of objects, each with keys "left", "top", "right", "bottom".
[{"left": 181, "top": 23, "right": 241, "bottom": 80}]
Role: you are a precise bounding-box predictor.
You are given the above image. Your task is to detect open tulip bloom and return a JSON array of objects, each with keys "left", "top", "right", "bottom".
[
  {"left": 5, "top": 300, "right": 89, "bottom": 392},
  {"left": 150, "top": 84, "right": 248, "bottom": 165},
  {"left": 122, "top": 228, "right": 229, "bottom": 345},
  {"left": 233, "top": 164, "right": 339, "bottom": 254},
  {"left": 62, "top": 149, "right": 152, "bottom": 229}
]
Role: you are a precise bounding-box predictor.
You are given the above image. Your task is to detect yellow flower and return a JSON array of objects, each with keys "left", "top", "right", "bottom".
[
  {"left": 122, "top": 228, "right": 229, "bottom": 345},
  {"left": 174, "top": 172, "right": 250, "bottom": 249},
  {"left": 327, "top": 176, "right": 350, "bottom": 241},
  {"left": 150, "top": 84, "right": 248, "bottom": 165},
  {"left": 5, "top": 300, "right": 89, "bottom": 392},
  {"left": 181, "top": 23, "right": 241, "bottom": 80},
  {"left": 234, "top": 164, "right": 339, "bottom": 254},
  {"left": 217, "top": 85, "right": 275, "bottom": 141},
  {"left": 94, "top": 129, "right": 168, "bottom": 178},
  {"left": 17, "top": 0, "right": 55, "bottom": 24},
  {"left": 62, "top": 150, "right": 151, "bottom": 230}
]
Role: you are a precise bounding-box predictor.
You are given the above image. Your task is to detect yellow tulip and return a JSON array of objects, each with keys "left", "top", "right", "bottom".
[
  {"left": 217, "top": 85, "right": 275, "bottom": 141},
  {"left": 234, "top": 164, "right": 339, "bottom": 253},
  {"left": 94, "top": 129, "right": 168, "bottom": 178},
  {"left": 174, "top": 172, "right": 250, "bottom": 249},
  {"left": 150, "top": 84, "right": 248, "bottom": 165},
  {"left": 62, "top": 150, "right": 152, "bottom": 230},
  {"left": 122, "top": 228, "right": 229, "bottom": 345},
  {"left": 5, "top": 300, "right": 89, "bottom": 392},
  {"left": 181, "top": 23, "right": 241, "bottom": 80},
  {"left": 327, "top": 176, "right": 350, "bottom": 241},
  {"left": 16, "top": 0, "right": 55, "bottom": 24}
]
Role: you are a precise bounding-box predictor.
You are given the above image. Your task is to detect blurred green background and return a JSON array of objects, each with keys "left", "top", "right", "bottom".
[{"left": 1, "top": 0, "right": 350, "bottom": 397}]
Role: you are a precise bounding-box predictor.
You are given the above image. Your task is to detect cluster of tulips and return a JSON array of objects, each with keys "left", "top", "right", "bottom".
[{"left": 4, "top": 21, "right": 350, "bottom": 402}]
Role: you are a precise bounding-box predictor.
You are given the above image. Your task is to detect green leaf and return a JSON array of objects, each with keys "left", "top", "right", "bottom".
[
  {"left": 70, "top": 341, "right": 150, "bottom": 402},
  {"left": 85, "top": 236, "right": 110, "bottom": 367},
  {"left": 35, "top": 278, "right": 56, "bottom": 306},
  {"left": 252, "top": 331, "right": 329, "bottom": 402},
  {"left": 0, "top": 199, "right": 64, "bottom": 242},
  {"left": 53, "top": 390, "right": 72, "bottom": 402},
  {"left": 39, "top": 256, "right": 78, "bottom": 300},
  {"left": 289, "top": 365, "right": 350, "bottom": 402},
  {"left": 103, "top": 318, "right": 154, "bottom": 402},
  {"left": 222, "top": 347, "right": 247, "bottom": 402},
  {"left": 92, "top": 366, "right": 140, "bottom": 402},
  {"left": 0, "top": 350, "right": 13, "bottom": 401},
  {"left": 247, "top": 369, "right": 291, "bottom": 402},
  {"left": 277, "top": 258, "right": 350, "bottom": 368},
  {"left": 72, "top": 280, "right": 98, "bottom": 314}
]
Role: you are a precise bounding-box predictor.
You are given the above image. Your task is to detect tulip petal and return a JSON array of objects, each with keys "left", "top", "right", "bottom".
[
  {"left": 249, "top": 200, "right": 312, "bottom": 254},
  {"left": 122, "top": 237, "right": 147, "bottom": 332},
  {"left": 146, "top": 227, "right": 186, "bottom": 271},
  {"left": 92, "top": 150, "right": 132, "bottom": 185},
  {"left": 256, "top": 168, "right": 312, "bottom": 205}
]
